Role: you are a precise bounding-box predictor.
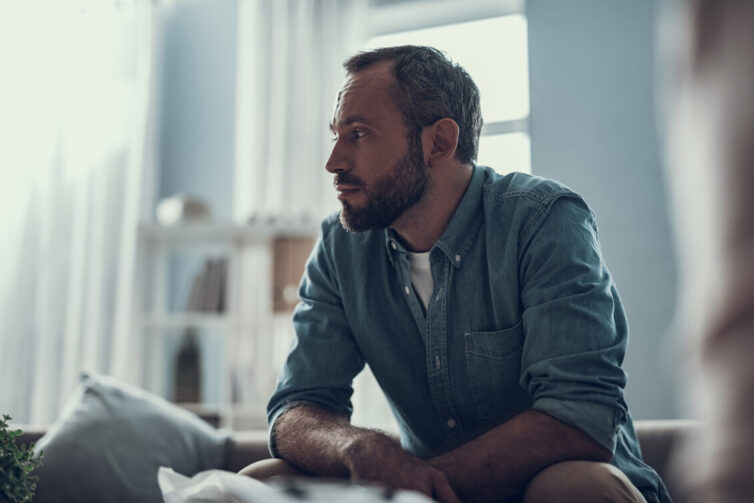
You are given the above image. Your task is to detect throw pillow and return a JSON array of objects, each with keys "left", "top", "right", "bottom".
[{"left": 32, "top": 372, "right": 229, "bottom": 503}]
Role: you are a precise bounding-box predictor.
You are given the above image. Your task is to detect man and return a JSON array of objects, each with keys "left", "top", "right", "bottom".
[{"left": 242, "top": 46, "right": 669, "bottom": 502}]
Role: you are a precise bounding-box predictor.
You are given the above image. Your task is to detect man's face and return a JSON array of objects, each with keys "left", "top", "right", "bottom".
[{"left": 326, "top": 63, "right": 428, "bottom": 233}]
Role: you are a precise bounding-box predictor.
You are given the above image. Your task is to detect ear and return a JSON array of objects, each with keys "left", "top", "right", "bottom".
[{"left": 421, "top": 118, "right": 460, "bottom": 167}]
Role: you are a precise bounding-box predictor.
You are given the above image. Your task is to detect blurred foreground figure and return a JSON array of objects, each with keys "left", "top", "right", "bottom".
[{"left": 665, "top": 1, "right": 754, "bottom": 501}]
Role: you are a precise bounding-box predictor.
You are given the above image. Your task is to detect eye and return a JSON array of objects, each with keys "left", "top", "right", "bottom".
[{"left": 353, "top": 128, "right": 367, "bottom": 139}]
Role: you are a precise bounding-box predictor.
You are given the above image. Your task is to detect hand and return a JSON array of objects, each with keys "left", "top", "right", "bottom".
[{"left": 341, "top": 433, "right": 461, "bottom": 503}]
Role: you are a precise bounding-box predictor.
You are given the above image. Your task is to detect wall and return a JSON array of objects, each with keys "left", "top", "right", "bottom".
[
  {"left": 158, "top": 0, "right": 237, "bottom": 221},
  {"left": 527, "top": 0, "right": 679, "bottom": 418}
]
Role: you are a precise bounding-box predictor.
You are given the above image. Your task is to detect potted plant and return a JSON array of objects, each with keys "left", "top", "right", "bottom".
[{"left": 0, "top": 415, "right": 43, "bottom": 503}]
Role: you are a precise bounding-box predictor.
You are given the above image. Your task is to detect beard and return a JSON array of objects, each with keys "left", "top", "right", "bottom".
[{"left": 338, "top": 134, "right": 428, "bottom": 233}]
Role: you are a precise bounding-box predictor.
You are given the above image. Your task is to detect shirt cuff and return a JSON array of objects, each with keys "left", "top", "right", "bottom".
[{"left": 531, "top": 397, "right": 626, "bottom": 453}]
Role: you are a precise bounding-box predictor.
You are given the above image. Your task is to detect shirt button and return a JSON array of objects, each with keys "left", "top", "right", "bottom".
[
  {"left": 455, "top": 254, "right": 461, "bottom": 263},
  {"left": 404, "top": 285, "right": 410, "bottom": 295},
  {"left": 435, "top": 354, "right": 441, "bottom": 370},
  {"left": 447, "top": 418, "right": 456, "bottom": 428},
  {"left": 390, "top": 241, "right": 397, "bottom": 250}
]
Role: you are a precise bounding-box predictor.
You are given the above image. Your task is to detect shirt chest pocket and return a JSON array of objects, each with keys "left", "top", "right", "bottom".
[{"left": 464, "top": 321, "right": 528, "bottom": 419}]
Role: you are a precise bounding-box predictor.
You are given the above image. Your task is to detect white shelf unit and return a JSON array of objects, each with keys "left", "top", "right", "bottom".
[{"left": 137, "top": 221, "right": 318, "bottom": 429}]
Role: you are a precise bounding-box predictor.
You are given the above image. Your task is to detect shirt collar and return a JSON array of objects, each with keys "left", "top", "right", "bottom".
[
  {"left": 384, "top": 165, "right": 486, "bottom": 269},
  {"left": 433, "top": 164, "right": 485, "bottom": 268}
]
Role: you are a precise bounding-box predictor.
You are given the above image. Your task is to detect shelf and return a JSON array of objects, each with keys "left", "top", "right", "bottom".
[
  {"left": 139, "top": 221, "right": 319, "bottom": 247},
  {"left": 144, "top": 313, "right": 230, "bottom": 331},
  {"left": 177, "top": 402, "right": 268, "bottom": 430},
  {"left": 143, "top": 314, "right": 273, "bottom": 332},
  {"left": 177, "top": 401, "right": 266, "bottom": 415},
  {"left": 139, "top": 220, "right": 317, "bottom": 428}
]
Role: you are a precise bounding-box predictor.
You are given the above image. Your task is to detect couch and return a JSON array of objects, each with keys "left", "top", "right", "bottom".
[{"left": 16, "top": 419, "right": 700, "bottom": 502}]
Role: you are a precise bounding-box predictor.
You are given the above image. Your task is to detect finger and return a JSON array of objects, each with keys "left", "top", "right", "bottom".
[
  {"left": 409, "top": 476, "right": 436, "bottom": 499},
  {"left": 431, "top": 471, "right": 462, "bottom": 503}
]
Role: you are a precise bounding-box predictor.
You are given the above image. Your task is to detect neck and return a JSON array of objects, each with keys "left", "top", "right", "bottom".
[{"left": 390, "top": 163, "right": 473, "bottom": 252}]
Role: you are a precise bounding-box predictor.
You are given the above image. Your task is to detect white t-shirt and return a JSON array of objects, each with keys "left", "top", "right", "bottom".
[{"left": 408, "top": 251, "right": 433, "bottom": 311}]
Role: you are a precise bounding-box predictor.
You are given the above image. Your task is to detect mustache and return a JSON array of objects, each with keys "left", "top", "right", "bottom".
[{"left": 334, "top": 173, "right": 363, "bottom": 187}]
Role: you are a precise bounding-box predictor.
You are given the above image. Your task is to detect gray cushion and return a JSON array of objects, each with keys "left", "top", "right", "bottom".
[{"left": 32, "top": 372, "right": 229, "bottom": 503}]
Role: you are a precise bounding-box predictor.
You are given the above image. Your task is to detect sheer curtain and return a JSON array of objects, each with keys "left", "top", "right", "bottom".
[
  {"left": 233, "top": 0, "right": 368, "bottom": 222},
  {"left": 231, "top": 0, "right": 400, "bottom": 429},
  {"left": 0, "top": 2, "right": 160, "bottom": 424}
]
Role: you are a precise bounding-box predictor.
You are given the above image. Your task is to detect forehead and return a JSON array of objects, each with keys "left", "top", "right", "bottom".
[{"left": 331, "top": 62, "right": 403, "bottom": 129}]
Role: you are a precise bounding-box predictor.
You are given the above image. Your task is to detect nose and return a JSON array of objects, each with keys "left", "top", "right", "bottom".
[{"left": 325, "top": 140, "right": 349, "bottom": 174}]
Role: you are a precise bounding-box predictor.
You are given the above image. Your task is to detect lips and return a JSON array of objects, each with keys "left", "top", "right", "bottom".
[{"left": 335, "top": 183, "right": 361, "bottom": 200}]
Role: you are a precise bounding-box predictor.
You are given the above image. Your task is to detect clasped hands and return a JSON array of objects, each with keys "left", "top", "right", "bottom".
[{"left": 341, "top": 432, "right": 461, "bottom": 503}]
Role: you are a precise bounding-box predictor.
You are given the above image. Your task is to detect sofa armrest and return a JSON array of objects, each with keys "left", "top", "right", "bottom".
[
  {"left": 635, "top": 419, "right": 701, "bottom": 474},
  {"left": 634, "top": 419, "right": 703, "bottom": 503},
  {"left": 224, "top": 429, "right": 271, "bottom": 472},
  {"left": 10, "top": 424, "right": 46, "bottom": 449}
]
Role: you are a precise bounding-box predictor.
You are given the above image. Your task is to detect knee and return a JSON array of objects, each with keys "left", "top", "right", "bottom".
[
  {"left": 524, "top": 461, "right": 646, "bottom": 503},
  {"left": 238, "top": 458, "right": 309, "bottom": 481}
]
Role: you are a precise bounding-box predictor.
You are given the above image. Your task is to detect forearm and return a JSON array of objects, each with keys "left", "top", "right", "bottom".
[
  {"left": 272, "top": 404, "right": 398, "bottom": 477},
  {"left": 430, "top": 409, "right": 612, "bottom": 502},
  {"left": 273, "top": 404, "right": 461, "bottom": 502}
]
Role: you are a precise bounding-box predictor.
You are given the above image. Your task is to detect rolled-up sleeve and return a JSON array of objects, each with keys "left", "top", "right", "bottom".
[
  {"left": 266, "top": 223, "right": 365, "bottom": 457},
  {"left": 518, "top": 195, "right": 629, "bottom": 453}
]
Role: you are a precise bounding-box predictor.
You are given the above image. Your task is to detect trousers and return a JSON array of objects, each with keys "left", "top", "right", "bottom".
[{"left": 240, "top": 458, "right": 647, "bottom": 503}]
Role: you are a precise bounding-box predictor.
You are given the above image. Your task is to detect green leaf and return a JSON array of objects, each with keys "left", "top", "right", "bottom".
[{"left": 0, "top": 413, "right": 44, "bottom": 503}]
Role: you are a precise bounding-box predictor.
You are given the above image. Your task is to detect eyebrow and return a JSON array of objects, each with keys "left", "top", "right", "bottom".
[{"left": 329, "top": 115, "right": 373, "bottom": 134}]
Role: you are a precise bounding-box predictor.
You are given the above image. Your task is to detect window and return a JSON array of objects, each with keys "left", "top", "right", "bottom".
[{"left": 365, "top": 11, "right": 531, "bottom": 174}]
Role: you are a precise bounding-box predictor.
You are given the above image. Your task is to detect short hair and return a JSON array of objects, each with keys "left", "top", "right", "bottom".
[{"left": 344, "top": 45, "right": 483, "bottom": 164}]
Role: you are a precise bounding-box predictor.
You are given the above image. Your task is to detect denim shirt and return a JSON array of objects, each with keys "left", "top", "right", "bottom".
[{"left": 268, "top": 165, "right": 670, "bottom": 502}]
